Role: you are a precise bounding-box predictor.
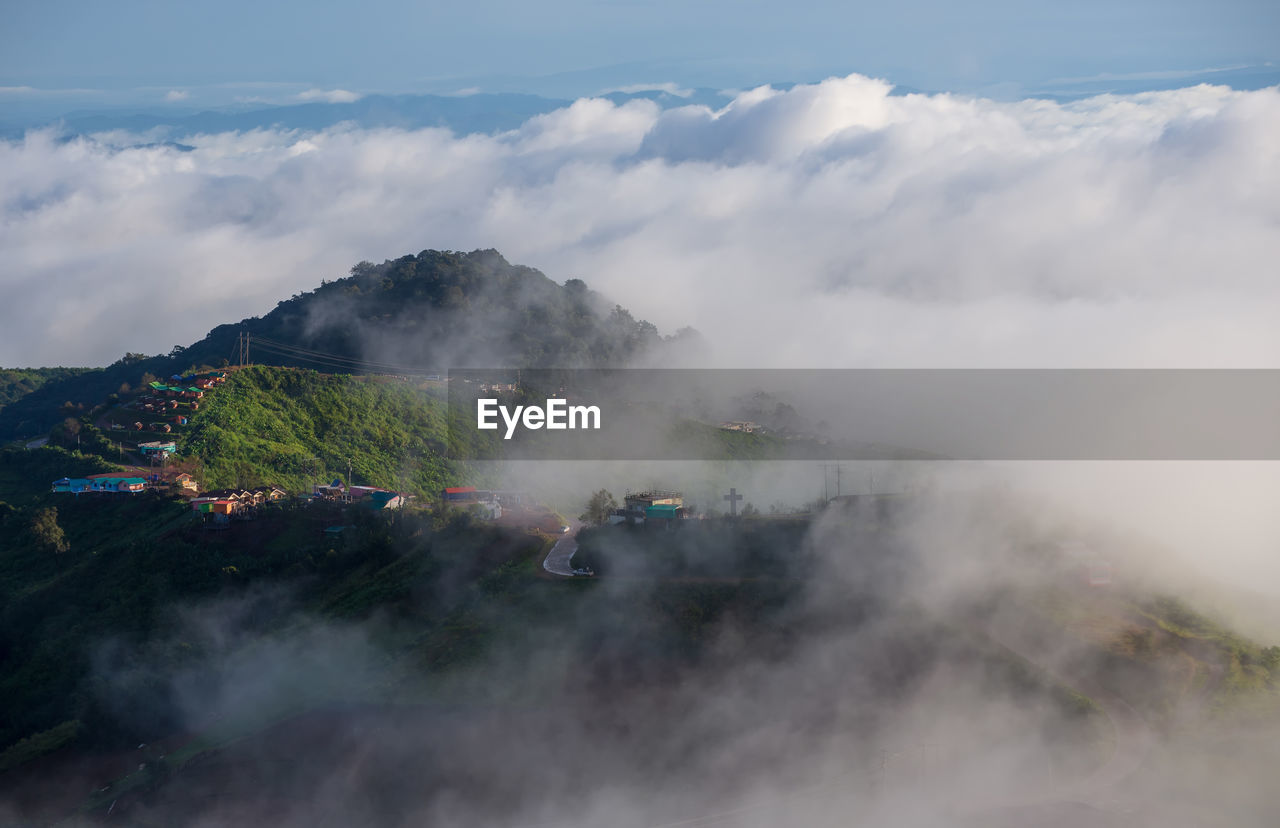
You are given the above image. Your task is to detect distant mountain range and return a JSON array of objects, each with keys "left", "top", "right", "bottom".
[
  {"left": 3, "top": 89, "right": 735, "bottom": 141},
  {"left": 7, "top": 64, "right": 1278, "bottom": 142}
]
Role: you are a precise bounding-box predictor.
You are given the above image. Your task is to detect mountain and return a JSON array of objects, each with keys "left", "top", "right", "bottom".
[{"left": 0, "top": 248, "right": 695, "bottom": 441}]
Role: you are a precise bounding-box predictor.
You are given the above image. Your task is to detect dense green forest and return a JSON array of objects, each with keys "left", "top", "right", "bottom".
[
  {"left": 0, "top": 249, "right": 692, "bottom": 441},
  {"left": 0, "top": 368, "right": 94, "bottom": 414}
]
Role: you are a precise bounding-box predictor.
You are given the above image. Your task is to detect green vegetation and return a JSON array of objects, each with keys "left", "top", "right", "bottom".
[
  {"left": 579, "top": 488, "right": 617, "bottom": 524},
  {"left": 27, "top": 506, "right": 69, "bottom": 556},
  {"left": 0, "top": 368, "right": 93, "bottom": 416},
  {"left": 1139, "top": 595, "right": 1278, "bottom": 696},
  {"left": 1, "top": 249, "right": 689, "bottom": 442},
  {"left": 0, "top": 721, "right": 81, "bottom": 772},
  {"left": 181, "top": 365, "right": 471, "bottom": 494},
  {"left": 0, "top": 476, "right": 545, "bottom": 761}
]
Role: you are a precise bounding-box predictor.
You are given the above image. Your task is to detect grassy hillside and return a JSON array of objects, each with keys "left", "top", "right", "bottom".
[{"left": 180, "top": 365, "right": 474, "bottom": 495}]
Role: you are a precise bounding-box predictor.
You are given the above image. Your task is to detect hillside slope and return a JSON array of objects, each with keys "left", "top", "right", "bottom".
[
  {"left": 180, "top": 365, "right": 471, "bottom": 495},
  {"left": 0, "top": 249, "right": 689, "bottom": 441}
]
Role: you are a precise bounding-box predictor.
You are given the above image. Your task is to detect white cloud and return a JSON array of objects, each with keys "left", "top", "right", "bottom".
[
  {"left": 164, "top": 89, "right": 190, "bottom": 101},
  {"left": 1, "top": 74, "right": 1278, "bottom": 371},
  {"left": 296, "top": 88, "right": 363, "bottom": 104}
]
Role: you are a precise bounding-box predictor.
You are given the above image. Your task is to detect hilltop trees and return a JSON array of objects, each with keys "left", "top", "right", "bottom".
[{"left": 580, "top": 489, "right": 617, "bottom": 525}]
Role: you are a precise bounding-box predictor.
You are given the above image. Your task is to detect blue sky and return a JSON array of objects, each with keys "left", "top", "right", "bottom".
[{"left": 3, "top": 0, "right": 1277, "bottom": 109}]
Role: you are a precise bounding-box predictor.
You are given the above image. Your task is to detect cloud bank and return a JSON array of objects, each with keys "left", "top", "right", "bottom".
[
  {"left": 296, "top": 87, "right": 363, "bottom": 103},
  {"left": 1, "top": 74, "right": 1278, "bottom": 369}
]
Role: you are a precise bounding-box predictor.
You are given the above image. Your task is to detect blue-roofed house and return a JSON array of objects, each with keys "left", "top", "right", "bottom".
[{"left": 91, "top": 477, "right": 147, "bottom": 493}]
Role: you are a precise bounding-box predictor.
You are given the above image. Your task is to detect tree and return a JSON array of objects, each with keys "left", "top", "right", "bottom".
[
  {"left": 29, "top": 507, "right": 69, "bottom": 557},
  {"left": 1262, "top": 646, "right": 1280, "bottom": 674},
  {"left": 52, "top": 417, "right": 82, "bottom": 449},
  {"left": 580, "top": 489, "right": 617, "bottom": 525}
]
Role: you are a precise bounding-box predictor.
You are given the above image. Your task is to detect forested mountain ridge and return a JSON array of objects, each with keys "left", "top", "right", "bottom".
[
  {"left": 205, "top": 248, "right": 690, "bottom": 372},
  {"left": 1, "top": 249, "right": 693, "bottom": 440}
]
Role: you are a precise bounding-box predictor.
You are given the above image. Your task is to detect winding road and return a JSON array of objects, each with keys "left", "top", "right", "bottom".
[{"left": 542, "top": 520, "right": 581, "bottom": 577}]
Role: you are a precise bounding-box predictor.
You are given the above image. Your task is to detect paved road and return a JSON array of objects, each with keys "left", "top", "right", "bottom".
[{"left": 542, "top": 520, "right": 582, "bottom": 577}]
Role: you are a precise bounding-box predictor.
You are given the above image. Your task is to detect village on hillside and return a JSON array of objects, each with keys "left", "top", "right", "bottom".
[{"left": 39, "top": 364, "right": 576, "bottom": 534}]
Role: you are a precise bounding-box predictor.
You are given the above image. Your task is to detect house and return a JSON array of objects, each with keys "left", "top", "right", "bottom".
[
  {"left": 645, "top": 503, "right": 684, "bottom": 526},
  {"left": 251, "top": 485, "right": 287, "bottom": 501},
  {"left": 366, "top": 490, "right": 407, "bottom": 510},
  {"left": 171, "top": 472, "right": 199, "bottom": 492},
  {"left": 314, "top": 479, "right": 348, "bottom": 500},
  {"left": 52, "top": 478, "right": 91, "bottom": 494},
  {"left": 88, "top": 477, "right": 147, "bottom": 494},
  {"left": 624, "top": 490, "right": 683, "bottom": 511},
  {"left": 719, "top": 421, "right": 763, "bottom": 433},
  {"left": 612, "top": 490, "right": 683, "bottom": 524},
  {"left": 138, "top": 441, "right": 177, "bottom": 456},
  {"left": 442, "top": 486, "right": 479, "bottom": 503},
  {"left": 441, "top": 486, "right": 500, "bottom": 517}
]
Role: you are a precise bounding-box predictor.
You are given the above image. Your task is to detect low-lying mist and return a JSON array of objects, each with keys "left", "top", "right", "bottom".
[{"left": 18, "top": 467, "right": 1275, "bottom": 827}]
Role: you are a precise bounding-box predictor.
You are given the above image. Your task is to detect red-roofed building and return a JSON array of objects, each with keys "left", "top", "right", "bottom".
[{"left": 442, "top": 486, "right": 478, "bottom": 503}]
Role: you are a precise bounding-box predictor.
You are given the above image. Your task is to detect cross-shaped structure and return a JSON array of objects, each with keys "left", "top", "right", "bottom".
[{"left": 723, "top": 487, "right": 743, "bottom": 516}]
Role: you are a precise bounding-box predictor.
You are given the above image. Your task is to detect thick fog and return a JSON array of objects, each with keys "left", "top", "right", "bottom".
[
  {"left": 2, "top": 74, "right": 1278, "bottom": 369},
  {"left": 27, "top": 481, "right": 1274, "bottom": 827}
]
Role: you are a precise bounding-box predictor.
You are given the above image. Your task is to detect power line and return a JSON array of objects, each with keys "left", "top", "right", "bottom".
[
  {"left": 253, "top": 335, "right": 440, "bottom": 373},
  {"left": 249, "top": 336, "right": 443, "bottom": 376}
]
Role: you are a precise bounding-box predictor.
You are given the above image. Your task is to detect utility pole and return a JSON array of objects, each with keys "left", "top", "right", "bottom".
[{"left": 836, "top": 464, "right": 842, "bottom": 497}]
